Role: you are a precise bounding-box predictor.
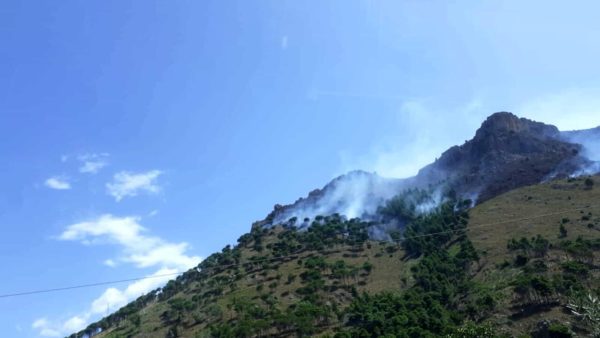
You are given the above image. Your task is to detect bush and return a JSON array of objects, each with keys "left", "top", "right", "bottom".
[
  {"left": 559, "top": 224, "right": 568, "bottom": 238},
  {"left": 584, "top": 178, "right": 594, "bottom": 189},
  {"left": 547, "top": 323, "right": 572, "bottom": 337},
  {"left": 514, "top": 254, "right": 528, "bottom": 267},
  {"left": 561, "top": 261, "right": 589, "bottom": 276}
]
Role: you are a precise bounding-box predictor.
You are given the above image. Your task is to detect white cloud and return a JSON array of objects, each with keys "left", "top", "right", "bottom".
[
  {"left": 35, "top": 216, "right": 201, "bottom": 337},
  {"left": 32, "top": 318, "right": 61, "bottom": 337},
  {"left": 90, "top": 287, "right": 128, "bottom": 315},
  {"left": 32, "top": 268, "right": 180, "bottom": 337},
  {"left": 44, "top": 176, "right": 71, "bottom": 190},
  {"left": 78, "top": 153, "right": 109, "bottom": 174},
  {"left": 59, "top": 214, "right": 200, "bottom": 270},
  {"left": 103, "top": 259, "right": 117, "bottom": 267},
  {"left": 127, "top": 242, "right": 198, "bottom": 268},
  {"left": 106, "top": 170, "right": 162, "bottom": 201},
  {"left": 62, "top": 316, "right": 86, "bottom": 333},
  {"left": 90, "top": 267, "right": 177, "bottom": 316}
]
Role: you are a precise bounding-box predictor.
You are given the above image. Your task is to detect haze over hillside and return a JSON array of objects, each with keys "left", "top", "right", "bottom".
[
  {"left": 261, "top": 112, "right": 600, "bottom": 230},
  {"left": 68, "top": 112, "right": 600, "bottom": 338},
  {"left": 7, "top": 2, "right": 600, "bottom": 337}
]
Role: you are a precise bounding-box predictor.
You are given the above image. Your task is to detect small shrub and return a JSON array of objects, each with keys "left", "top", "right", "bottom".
[
  {"left": 559, "top": 224, "right": 568, "bottom": 238},
  {"left": 514, "top": 254, "right": 528, "bottom": 267},
  {"left": 561, "top": 261, "right": 589, "bottom": 276},
  {"left": 548, "top": 323, "right": 572, "bottom": 337}
]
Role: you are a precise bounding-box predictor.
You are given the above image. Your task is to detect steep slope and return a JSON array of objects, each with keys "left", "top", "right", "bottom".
[
  {"left": 561, "top": 126, "right": 600, "bottom": 176},
  {"left": 258, "top": 170, "right": 405, "bottom": 227},
  {"left": 262, "top": 112, "right": 597, "bottom": 227},
  {"left": 73, "top": 175, "right": 600, "bottom": 338},
  {"left": 415, "top": 112, "right": 585, "bottom": 202}
]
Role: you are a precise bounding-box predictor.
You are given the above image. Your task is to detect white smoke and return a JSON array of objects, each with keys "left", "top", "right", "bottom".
[
  {"left": 414, "top": 188, "right": 445, "bottom": 214},
  {"left": 272, "top": 171, "right": 405, "bottom": 225},
  {"left": 561, "top": 127, "right": 600, "bottom": 176},
  {"left": 269, "top": 170, "right": 460, "bottom": 242}
]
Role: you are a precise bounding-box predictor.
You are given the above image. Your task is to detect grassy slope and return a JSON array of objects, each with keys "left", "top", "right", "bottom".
[
  {"left": 92, "top": 176, "right": 599, "bottom": 338},
  {"left": 469, "top": 175, "right": 600, "bottom": 336},
  {"left": 96, "top": 227, "right": 416, "bottom": 338}
]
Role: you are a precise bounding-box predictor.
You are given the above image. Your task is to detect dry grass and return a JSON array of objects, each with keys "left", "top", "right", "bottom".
[
  {"left": 469, "top": 175, "right": 600, "bottom": 267},
  {"left": 95, "top": 175, "right": 600, "bottom": 338}
]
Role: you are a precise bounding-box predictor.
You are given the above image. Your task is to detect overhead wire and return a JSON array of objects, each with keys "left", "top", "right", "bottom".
[{"left": 0, "top": 204, "right": 597, "bottom": 299}]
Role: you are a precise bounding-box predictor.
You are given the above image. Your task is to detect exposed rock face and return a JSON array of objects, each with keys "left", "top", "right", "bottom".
[
  {"left": 259, "top": 112, "right": 598, "bottom": 226},
  {"left": 415, "top": 112, "right": 583, "bottom": 202}
]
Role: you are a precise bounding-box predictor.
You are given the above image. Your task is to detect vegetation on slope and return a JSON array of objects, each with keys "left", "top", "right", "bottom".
[{"left": 71, "top": 176, "right": 600, "bottom": 338}]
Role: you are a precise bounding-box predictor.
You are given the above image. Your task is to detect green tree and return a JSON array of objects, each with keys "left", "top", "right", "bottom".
[
  {"left": 559, "top": 224, "right": 568, "bottom": 238},
  {"left": 584, "top": 177, "right": 594, "bottom": 189}
]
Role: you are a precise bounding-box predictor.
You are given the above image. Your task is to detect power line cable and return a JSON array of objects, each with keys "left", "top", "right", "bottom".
[
  {"left": 0, "top": 272, "right": 183, "bottom": 299},
  {"left": 0, "top": 204, "right": 596, "bottom": 299}
]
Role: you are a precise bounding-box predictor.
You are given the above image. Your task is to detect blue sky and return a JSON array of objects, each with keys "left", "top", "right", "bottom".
[{"left": 2, "top": 1, "right": 600, "bottom": 336}]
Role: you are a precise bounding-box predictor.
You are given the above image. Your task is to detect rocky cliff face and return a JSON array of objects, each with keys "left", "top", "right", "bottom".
[
  {"left": 415, "top": 112, "right": 584, "bottom": 202},
  {"left": 260, "top": 112, "right": 598, "bottom": 226}
]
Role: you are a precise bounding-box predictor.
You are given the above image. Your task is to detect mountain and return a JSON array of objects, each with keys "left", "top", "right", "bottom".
[
  {"left": 73, "top": 175, "right": 600, "bottom": 338},
  {"left": 414, "top": 112, "right": 586, "bottom": 202},
  {"left": 261, "top": 112, "right": 599, "bottom": 227},
  {"left": 69, "top": 113, "right": 600, "bottom": 338},
  {"left": 257, "top": 170, "right": 405, "bottom": 228}
]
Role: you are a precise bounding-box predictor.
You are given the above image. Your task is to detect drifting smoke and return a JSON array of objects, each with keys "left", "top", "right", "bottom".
[
  {"left": 561, "top": 127, "right": 600, "bottom": 176},
  {"left": 271, "top": 171, "right": 405, "bottom": 226},
  {"left": 268, "top": 170, "right": 457, "bottom": 241},
  {"left": 266, "top": 123, "right": 600, "bottom": 236}
]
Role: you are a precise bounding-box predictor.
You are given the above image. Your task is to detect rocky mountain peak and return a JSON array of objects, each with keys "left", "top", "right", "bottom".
[
  {"left": 259, "top": 112, "right": 597, "bottom": 227},
  {"left": 475, "top": 112, "right": 559, "bottom": 140},
  {"left": 416, "top": 112, "right": 582, "bottom": 202}
]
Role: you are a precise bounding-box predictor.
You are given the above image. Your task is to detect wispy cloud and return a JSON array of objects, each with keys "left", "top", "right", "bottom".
[
  {"left": 103, "top": 259, "right": 117, "bottom": 267},
  {"left": 59, "top": 214, "right": 199, "bottom": 269},
  {"left": 88, "top": 267, "right": 177, "bottom": 316},
  {"left": 33, "top": 215, "right": 201, "bottom": 337},
  {"left": 106, "top": 170, "right": 162, "bottom": 201},
  {"left": 77, "top": 153, "right": 109, "bottom": 174},
  {"left": 32, "top": 318, "right": 61, "bottom": 337},
  {"left": 32, "top": 267, "right": 178, "bottom": 337},
  {"left": 44, "top": 176, "right": 71, "bottom": 190},
  {"left": 281, "top": 35, "right": 288, "bottom": 50}
]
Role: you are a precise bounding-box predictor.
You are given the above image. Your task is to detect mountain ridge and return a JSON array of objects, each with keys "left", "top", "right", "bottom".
[
  {"left": 261, "top": 112, "right": 599, "bottom": 227},
  {"left": 78, "top": 174, "right": 600, "bottom": 338},
  {"left": 69, "top": 112, "right": 600, "bottom": 338}
]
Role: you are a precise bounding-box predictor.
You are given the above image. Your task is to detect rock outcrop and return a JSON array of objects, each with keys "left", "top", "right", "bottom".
[{"left": 259, "top": 112, "right": 598, "bottom": 226}]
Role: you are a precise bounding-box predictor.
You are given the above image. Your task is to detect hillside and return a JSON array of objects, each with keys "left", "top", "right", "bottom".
[
  {"left": 71, "top": 175, "right": 600, "bottom": 338},
  {"left": 261, "top": 112, "right": 597, "bottom": 229}
]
